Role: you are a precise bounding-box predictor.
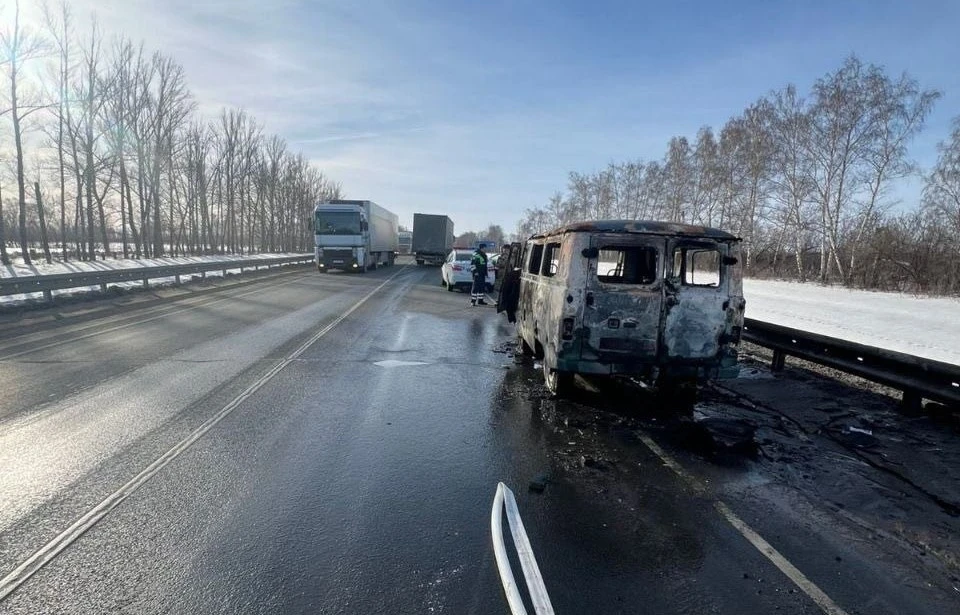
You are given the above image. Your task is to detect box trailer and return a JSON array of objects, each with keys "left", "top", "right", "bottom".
[{"left": 412, "top": 213, "right": 455, "bottom": 266}]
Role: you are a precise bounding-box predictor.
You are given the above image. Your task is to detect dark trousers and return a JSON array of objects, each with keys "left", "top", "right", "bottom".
[{"left": 471, "top": 273, "right": 486, "bottom": 299}]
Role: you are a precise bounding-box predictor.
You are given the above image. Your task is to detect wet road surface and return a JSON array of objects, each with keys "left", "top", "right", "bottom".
[{"left": 0, "top": 263, "right": 957, "bottom": 613}]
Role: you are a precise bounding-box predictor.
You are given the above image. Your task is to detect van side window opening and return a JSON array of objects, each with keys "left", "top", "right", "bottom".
[
  {"left": 541, "top": 242, "right": 561, "bottom": 277},
  {"left": 674, "top": 247, "right": 721, "bottom": 287},
  {"left": 527, "top": 244, "right": 545, "bottom": 275},
  {"left": 596, "top": 246, "right": 658, "bottom": 284}
]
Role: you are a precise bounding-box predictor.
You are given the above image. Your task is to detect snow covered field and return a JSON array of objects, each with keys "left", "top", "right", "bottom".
[
  {"left": 0, "top": 253, "right": 309, "bottom": 306},
  {"left": 744, "top": 279, "right": 960, "bottom": 366}
]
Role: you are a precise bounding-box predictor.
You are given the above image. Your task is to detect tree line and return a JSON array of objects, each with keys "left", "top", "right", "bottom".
[
  {"left": 517, "top": 56, "right": 960, "bottom": 295},
  {"left": 1, "top": 0, "right": 342, "bottom": 267},
  {"left": 456, "top": 224, "right": 506, "bottom": 250}
]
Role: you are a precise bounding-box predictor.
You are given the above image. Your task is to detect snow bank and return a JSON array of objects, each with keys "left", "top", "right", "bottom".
[
  {"left": 0, "top": 253, "right": 309, "bottom": 306},
  {"left": 744, "top": 279, "right": 960, "bottom": 366}
]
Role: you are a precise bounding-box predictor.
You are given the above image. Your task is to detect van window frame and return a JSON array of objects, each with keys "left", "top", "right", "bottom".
[
  {"left": 594, "top": 244, "right": 660, "bottom": 286},
  {"left": 541, "top": 241, "right": 562, "bottom": 277},
  {"left": 673, "top": 243, "right": 722, "bottom": 288},
  {"left": 527, "top": 243, "right": 545, "bottom": 276}
]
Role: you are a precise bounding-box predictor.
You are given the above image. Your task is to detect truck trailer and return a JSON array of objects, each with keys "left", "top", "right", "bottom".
[
  {"left": 314, "top": 200, "right": 399, "bottom": 272},
  {"left": 412, "top": 213, "right": 455, "bottom": 266}
]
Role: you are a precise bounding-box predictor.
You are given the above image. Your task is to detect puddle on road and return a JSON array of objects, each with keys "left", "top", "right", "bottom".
[{"left": 373, "top": 359, "right": 430, "bottom": 368}]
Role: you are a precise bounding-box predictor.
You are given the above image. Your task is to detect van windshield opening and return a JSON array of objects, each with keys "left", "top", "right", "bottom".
[{"left": 597, "top": 247, "right": 658, "bottom": 284}]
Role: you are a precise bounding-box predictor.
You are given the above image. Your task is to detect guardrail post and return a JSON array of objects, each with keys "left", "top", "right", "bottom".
[
  {"left": 175, "top": 274, "right": 181, "bottom": 285},
  {"left": 200, "top": 271, "right": 206, "bottom": 280},
  {"left": 901, "top": 389, "right": 923, "bottom": 415},
  {"left": 143, "top": 278, "right": 149, "bottom": 289},
  {"left": 100, "top": 283, "right": 107, "bottom": 293},
  {"left": 771, "top": 349, "right": 786, "bottom": 371},
  {"left": 43, "top": 290, "right": 53, "bottom": 302}
]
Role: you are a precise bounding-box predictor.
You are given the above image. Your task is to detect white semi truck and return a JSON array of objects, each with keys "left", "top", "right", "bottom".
[{"left": 314, "top": 200, "right": 399, "bottom": 272}]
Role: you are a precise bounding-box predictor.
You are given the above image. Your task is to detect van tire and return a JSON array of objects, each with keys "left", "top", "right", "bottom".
[
  {"left": 446, "top": 279, "right": 455, "bottom": 292},
  {"left": 544, "top": 364, "right": 575, "bottom": 396}
]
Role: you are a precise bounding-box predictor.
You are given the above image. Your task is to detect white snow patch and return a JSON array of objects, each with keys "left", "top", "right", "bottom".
[{"left": 744, "top": 279, "right": 960, "bottom": 366}]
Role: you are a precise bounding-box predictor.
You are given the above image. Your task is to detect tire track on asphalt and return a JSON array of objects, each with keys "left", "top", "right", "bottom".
[{"left": 0, "top": 265, "right": 411, "bottom": 603}]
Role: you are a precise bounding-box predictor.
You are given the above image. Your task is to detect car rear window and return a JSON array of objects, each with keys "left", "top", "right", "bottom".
[{"left": 455, "top": 251, "right": 473, "bottom": 262}]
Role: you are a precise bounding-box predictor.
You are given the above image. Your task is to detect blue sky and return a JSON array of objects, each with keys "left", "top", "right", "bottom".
[{"left": 25, "top": 0, "right": 960, "bottom": 231}]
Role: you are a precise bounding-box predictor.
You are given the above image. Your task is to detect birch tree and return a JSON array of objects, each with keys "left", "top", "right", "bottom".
[{"left": 1, "top": 0, "right": 51, "bottom": 265}]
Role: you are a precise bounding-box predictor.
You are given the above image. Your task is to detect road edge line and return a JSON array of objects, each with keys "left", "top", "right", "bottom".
[{"left": 634, "top": 432, "right": 850, "bottom": 615}]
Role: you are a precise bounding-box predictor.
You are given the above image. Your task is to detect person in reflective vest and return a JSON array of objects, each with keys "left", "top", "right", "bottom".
[{"left": 470, "top": 247, "right": 489, "bottom": 306}]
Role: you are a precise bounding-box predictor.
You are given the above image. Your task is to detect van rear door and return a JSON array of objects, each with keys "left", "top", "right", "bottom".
[
  {"left": 661, "top": 240, "right": 728, "bottom": 359},
  {"left": 580, "top": 235, "right": 664, "bottom": 366}
]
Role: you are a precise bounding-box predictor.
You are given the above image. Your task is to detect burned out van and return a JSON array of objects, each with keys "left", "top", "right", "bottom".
[{"left": 498, "top": 220, "right": 745, "bottom": 395}]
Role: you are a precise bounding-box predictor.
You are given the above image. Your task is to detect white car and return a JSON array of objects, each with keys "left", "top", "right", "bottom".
[{"left": 441, "top": 249, "right": 495, "bottom": 293}]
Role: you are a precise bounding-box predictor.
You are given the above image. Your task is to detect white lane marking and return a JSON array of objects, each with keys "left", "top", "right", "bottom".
[
  {"left": 0, "top": 266, "right": 409, "bottom": 603},
  {"left": 0, "top": 272, "right": 309, "bottom": 360},
  {"left": 634, "top": 433, "right": 850, "bottom": 615},
  {"left": 502, "top": 485, "right": 555, "bottom": 615},
  {"left": 713, "top": 501, "right": 850, "bottom": 615},
  {"left": 491, "top": 483, "right": 528, "bottom": 615}
]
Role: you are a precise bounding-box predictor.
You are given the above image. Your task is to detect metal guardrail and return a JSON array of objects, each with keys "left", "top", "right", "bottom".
[
  {"left": 0, "top": 255, "right": 314, "bottom": 303},
  {"left": 742, "top": 318, "right": 960, "bottom": 411}
]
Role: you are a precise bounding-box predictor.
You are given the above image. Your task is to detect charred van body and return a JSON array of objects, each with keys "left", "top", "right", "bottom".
[{"left": 498, "top": 220, "right": 745, "bottom": 396}]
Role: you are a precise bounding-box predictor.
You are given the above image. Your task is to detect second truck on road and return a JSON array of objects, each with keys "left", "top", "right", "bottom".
[{"left": 412, "top": 214, "right": 455, "bottom": 266}]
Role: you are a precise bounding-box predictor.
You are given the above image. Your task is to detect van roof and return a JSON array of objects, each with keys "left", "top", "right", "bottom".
[{"left": 532, "top": 219, "right": 740, "bottom": 241}]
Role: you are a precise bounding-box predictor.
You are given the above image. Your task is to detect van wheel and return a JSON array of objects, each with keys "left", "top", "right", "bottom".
[
  {"left": 446, "top": 279, "right": 455, "bottom": 292},
  {"left": 544, "top": 363, "right": 575, "bottom": 397}
]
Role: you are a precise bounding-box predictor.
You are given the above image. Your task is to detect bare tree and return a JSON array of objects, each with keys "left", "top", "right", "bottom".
[
  {"left": 924, "top": 118, "right": 960, "bottom": 258},
  {"left": 0, "top": 172, "right": 8, "bottom": 264},
  {"left": 846, "top": 73, "right": 939, "bottom": 282},
  {"left": 34, "top": 181, "right": 52, "bottom": 262},
  {"left": 42, "top": 0, "right": 73, "bottom": 259},
  {"left": 1, "top": 0, "right": 51, "bottom": 265}
]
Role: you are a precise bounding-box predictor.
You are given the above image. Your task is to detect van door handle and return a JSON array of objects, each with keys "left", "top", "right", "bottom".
[{"left": 585, "top": 292, "right": 594, "bottom": 307}]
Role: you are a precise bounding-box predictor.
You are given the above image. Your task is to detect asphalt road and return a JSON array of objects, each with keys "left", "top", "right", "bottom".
[{"left": 0, "top": 263, "right": 956, "bottom": 614}]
